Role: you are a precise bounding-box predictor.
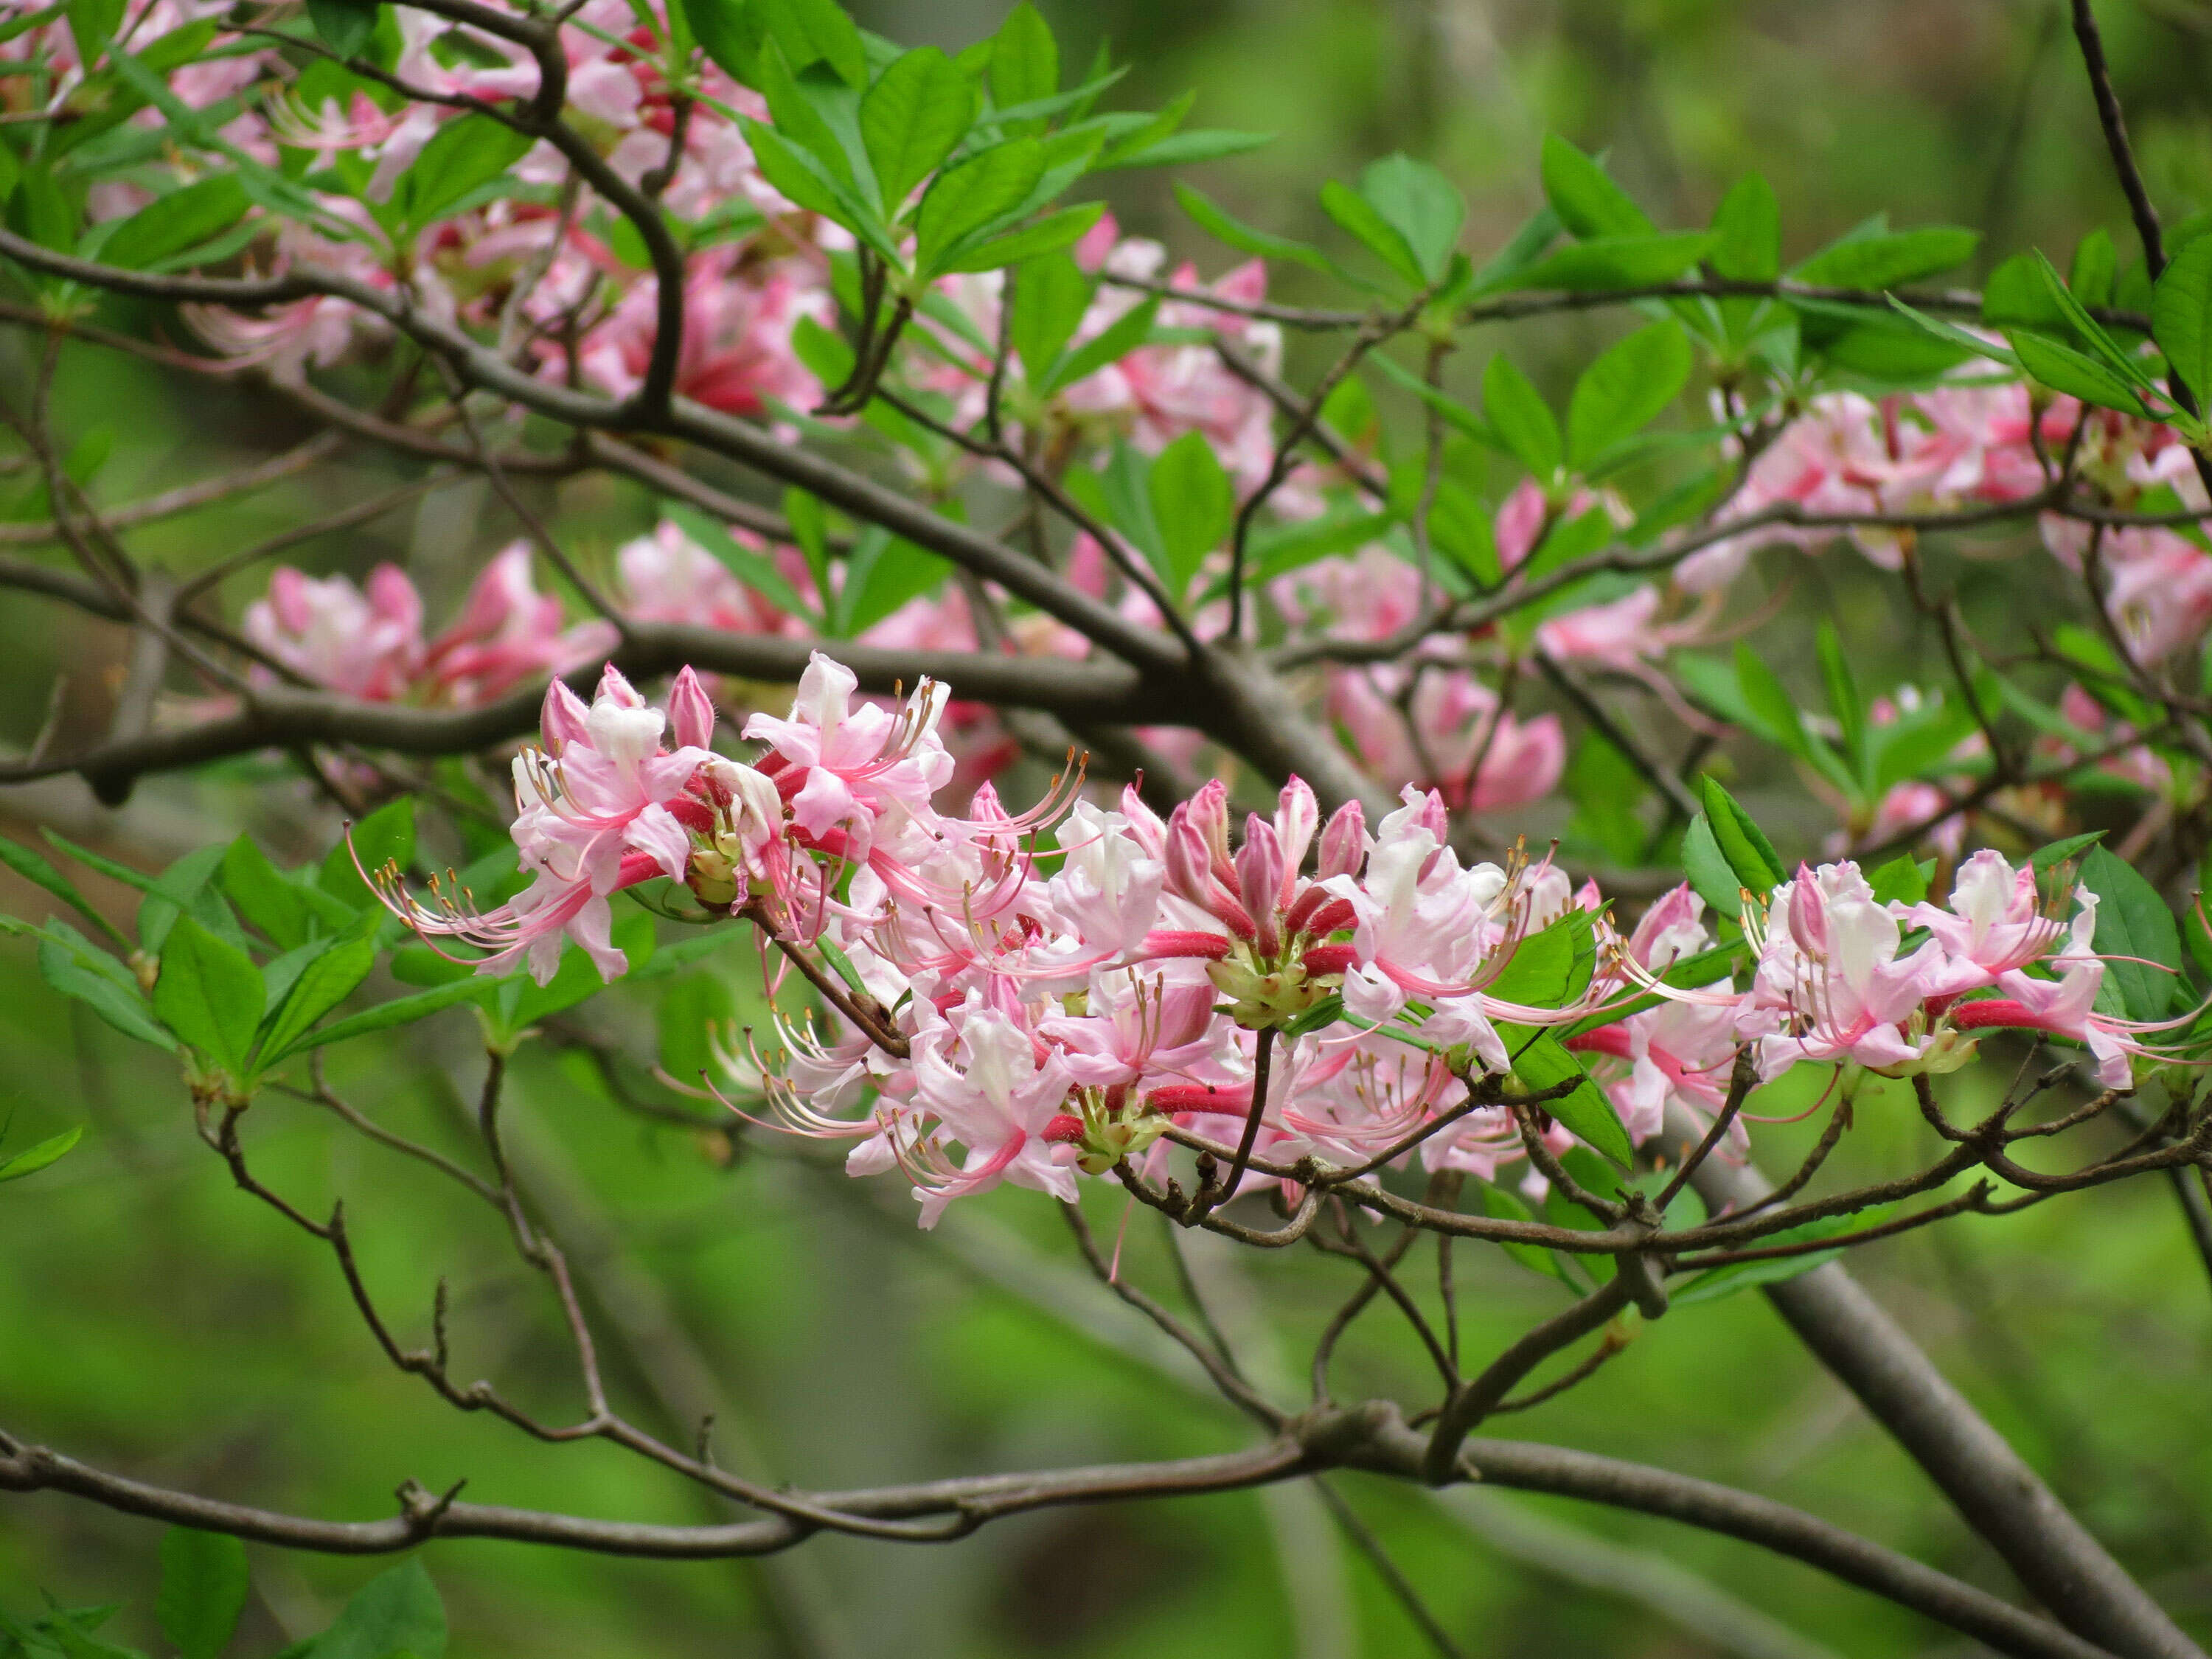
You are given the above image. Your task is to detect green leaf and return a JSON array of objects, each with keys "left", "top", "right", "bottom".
[
  {"left": 1147, "top": 430, "right": 1234, "bottom": 597},
  {"left": 1710, "top": 173, "right": 1779, "bottom": 282},
  {"left": 1096, "top": 127, "right": 1270, "bottom": 171},
  {"left": 1672, "top": 1206, "right": 1898, "bottom": 1306},
  {"left": 754, "top": 0, "right": 866, "bottom": 87},
  {"left": 2005, "top": 327, "right": 2152, "bottom": 417},
  {"left": 310, "top": 1559, "right": 446, "bottom": 1659},
  {"left": 915, "top": 136, "right": 1043, "bottom": 272},
  {"left": 1319, "top": 178, "right": 1424, "bottom": 288},
  {"left": 254, "top": 925, "right": 377, "bottom": 1068},
  {"left": 1815, "top": 620, "right": 1865, "bottom": 769},
  {"left": 222, "top": 835, "right": 311, "bottom": 952},
  {"left": 64, "top": 0, "right": 123, "bottom": 64},
  {"left": 35, "top": 925, "right": 174, "bottom": 1051},
  {"left": 934, "top": 201, "right": 1100, "bottom": 274},
  {"left": 322, "top": 796, "right": 414, "bottom": 908},
  {"left": 303, "top": 0, "right": 378, "bottom": 60},
  {"left": 1792, "top": 226, "right": 1978, "bottom": 288},
  {"left": 1538, "top": 134, "right": 1652, "bottom": 240},
  {"left": 1505, "top": 1029, "right": 1632, "bottom": 1169},
  {"left": 1866, "top": 855, "right": 1932, "bottom": 907},
  {"left": 860, "top": 46, "right": 974, "bottom": 212},
  {"left": 97, "top": 175, "right": 248, "bottom": 271},
  {"left": 1565, "top": 320, "right": 1690, "bottom": 466},
  {"left": 1983, "top": 251, "right": 2069, "bottom": 332},
  {"left": 2152, "top": 232, "right": 2212, "bottom": 406},
  {"left": 1486, "top": 907, "right": 1598, "bottom": 1009},
  {"left": 1357, "top": 153, "right": 1464, "bottom": 285},
  {"left": 1173, "top": 181, "right": 1330, "bottom": 273},
  {"left": 1680, "top": 813, "right": 1742, "bottom": 917},
  {"left": 394, "top": 115, "right": 532, "bottom": 230},
  {"left": 1733, "top": 641, "right": 1813, "bottom": 759},
  {"left": 1010, "top": 251, "right": 1093, "bottom": 389},
  {"left": 154, "top": 916, "right": 264, "bottom": 1075},
  {"left": 1478, "top": 1178, "right": 1581, "bottom": 1286},
  {"left": 833, "top": 530, "right": 953, "bottom": 637},
  {"left": 1698, "top": 777, "right": 1787, "bottom": 897},
  {"left": 2029, "top": 830, "right": 2106, "bottom": 872},
  {"left": 2029, "top": 249, "right": 2153, "bottom": 387},
  {"left": 156, "top": 1528, "right": 249, "bottom": 1659},
  {"left": 987, "top": 2, "right": 1057, "bottom": 113},
  {"left": 0, "top": 830, "right": 127, "bottom": 946},
  {"left": 661, "top": 501, "right": 815, "bottom": 621},
  {"left": 0, "top": 1123, "right": 83, "bottom": 1184},
  {"left": 2070, "top": 226, "right": 2118, "bottom": 309},
  {"left": 139, "top": 846, "right": 246, "bottom": 959},
  {"left": 284, "top": 977, "right": 493, "bottom": 1054},
  {"left": 1046, "top": 295, "right": 1157, "bottom": 394},
  {"left": 686, "top": 0, "right": 766, "bottom": 86},
  {"left": 2078, "top": 845, "right": 2180, "bottom": 1023},
  {"left": 1482, "top": 353, "right": 1561, "bottom": 478},
  {"left": 1499, "top": 232, "right": 1714, "bottom": 293},
  {"left": 1564, "top": 729, "right": 1648, "bottom": 867}
]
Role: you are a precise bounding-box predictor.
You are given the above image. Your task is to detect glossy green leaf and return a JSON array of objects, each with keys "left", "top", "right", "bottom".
[
  {"left": 1865, "top": 855, "right": 1933, "bottom": 907},
  {"left": 685, "top": 0, "right": 766, "bottom": 86},
  {"left": 303, "top": 0, "right": 378, "bottom": 60},
  {"left": 221, "top": 835, "right": 311, "bottom": 952},
  {"left": 1096, "top": 127, "right": 1268, "bottom": 171},
  {"left": 835, "top": 529, "right": 953, "bottom": 636},
  {"left": 1499, "top": 232, "right": 1714, "bottom": 293},
  {"left": 987, "top": 2, "right": 1057, "bottom": 112},
  {"left": 1318, "top": 178, "right": 1424, "bottom": 287},
  {"left": 2152, "top": 232, "right": 2212, "bottom": 406},
  {"left": 1173, "top": 181, "right": 1330, "bottom": 272},
  {"left": 1792, "top": 226, "right": 1978, "bottom": 288},
  {"left": 2028, "top": 830, "right": 2105, "bottom": 872},
  {"left": 1486, "top": 907, "right": 1598, "bottom": 1009},
  {"left": 394, "top": 115, "right": 531, "bottom": 229},
  {"left": 1357, "top": 153, "right": 1464, "bottom": 285},
  {"left": 1699, "top": 777, "right": 1787, "bottom": 897},
  {"left": 1482, "top": 353, "right": 1561, "bottom": 478},
  {"left": 2005, "top": 327, "right": 2152, "bottom": 417},
  {"left": 753, "top": 0, "right": 866, "bottom": 87},
  {"left": 1710, "top": 173, "right": 1779, "bottom": 282},
  {"left": 35, "top": 928, "right": 175, "bottom": 1051},
  {"left": 310, "top": 1559, "right": 447, "bottom": 1659},
  {"left": 1010, "top": 251, "right": 1093, "bottom": 389},
  {"left": 156, "top": 1528, "right": 249, "bottom": 1659},
  {"left": 1148, "top": 430, "right": 1234, "bottom": 597},
  {"left": 661, "top": 502, "right": 815, "bottom": 621},
  {"left": 2070, "top": 226, "right": 2117, "bottom": 310},
  {"left": 154, "top": 916, "right": 264, "bottom": 1074},
  {"left": 97, "top": 175, "right": 248, "bottom": 271},
  {"left": 1539, "top": 134, "right": 1652, "bottom": 239},
  {"left": 915, "top": 136, "right": 1043, "bottom": 271},
  {"left": 935, "top": 201, "right": 1101, "bottom": 273},
  {"left": 0, "top": 1122, "right": 82, "bottom": 1185},
  {"left": 254, "top": 925, "right": 377, "bottom": 1068},
  {"left": 2078, "top": 845, "right": 2180, "bottom": 1023},
  {"left": 861, "top": 46, "right": 973, "bottom": 212},
  {"left": 1505, "top": 1029, "right": 1632, "bottom": 1169},
  {"left": 0, "top": 830, "right": 127, "bottom": 947},
  {"left": 283, "top": 977, "right": 494, "bottom": 1054},
  {"left": 1565, "top": 321, "right": 1690, "bottom": 466},
  {"left": 321, "top": 796, "right": 414, "bottom": 908},
  {"left": 1043, "top": 295, "right": 1155, "bottom": 393}
]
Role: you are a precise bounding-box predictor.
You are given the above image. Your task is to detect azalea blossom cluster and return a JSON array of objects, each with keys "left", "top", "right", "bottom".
[{"left": 374, "top": 652, "right": 2168, "bottom": 1227}]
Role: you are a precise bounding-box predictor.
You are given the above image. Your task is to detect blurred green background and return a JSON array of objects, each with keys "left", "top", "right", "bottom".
[{"left": 4, "top": 1, "right": 2212, "bottom": 1655}]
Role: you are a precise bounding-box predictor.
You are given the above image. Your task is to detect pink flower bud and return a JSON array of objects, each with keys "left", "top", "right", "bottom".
[
  {"left": 1236, "top": 817, "right": 1284, "bottom": 951},
  {"left": 1318, "top": 800, "right": 1366, "bottom": 879},
  {"left": 540, "top": 677, "right": 592, "bottom": 751},
  {"left": 1300, "top": 942, "right": 1356, "bottom": 977},
  {"left": 1164, "top": 808, "right": 1213, "bottom": 908},
  {"left": 1787, "top": 864, "right": 1828, "bottom": 956},
  {"left": 667, "top": 666, "right": 715, "bottom": 751},
  {"left": 597, "top": 663, "right": 644, "bottom": 707},
  {"left": 1275, "top": 777, "right": 1318, "bottom": 898},
  {"left": 1185, "top": 778, "right": 1235, "bottom": 883},
  {"left": 1041, "top": 1113, "right": 1085, "bottom": 1144}
]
